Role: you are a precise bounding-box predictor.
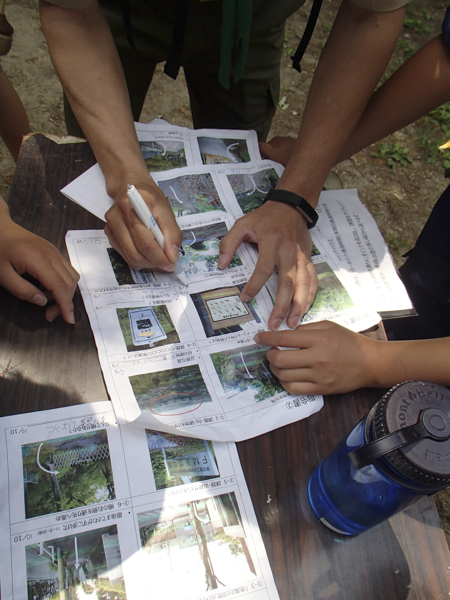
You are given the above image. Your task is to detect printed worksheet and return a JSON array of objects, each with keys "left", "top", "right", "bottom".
[
  {"left": 66, "top": 226, "right": 325, "bottom": 440},
  {"left": 0, "top": 403, "right": 280, "bottom": 600},
  {"left": 62, "top": 123, "right": 261, "bottom": 222},
  {"left": 314, "top": 189, "right": 414, "bottom": 317}
]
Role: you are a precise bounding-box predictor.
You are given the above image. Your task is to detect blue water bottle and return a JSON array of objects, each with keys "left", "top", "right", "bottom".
[{"left": 308, "top": 381, "right": 450, "bottom": 535}]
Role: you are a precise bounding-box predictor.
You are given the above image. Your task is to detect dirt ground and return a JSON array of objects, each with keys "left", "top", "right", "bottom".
[{"left": 2, "top": 0, "right": 450, "bottom": 542}]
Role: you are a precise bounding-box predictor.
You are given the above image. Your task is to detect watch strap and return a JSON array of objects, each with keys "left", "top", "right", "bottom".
[{"left": 263, "top": 189, "right": 318, "bottom": 229}]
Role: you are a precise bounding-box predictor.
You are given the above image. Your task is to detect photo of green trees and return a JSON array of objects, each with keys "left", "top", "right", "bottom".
[
  {"left": 158, "top": 173, "right": 224, "bottom": 216},
  {"left": 179, "top": 222, "right": 242, "bottom": 276},
  {"left": 211, "top": 344, "right": 283, "bottom": 403},
  {"left": 26, "top": 525, "right": 126, "bottom": 600},
  {"left": 130, "top": 364, "right": 213, "bottom": 415},
  {"left": 304, "top": 261, "right": 355, "bottom": 321},
  {"left": 146, "top": 430, "right": 218, "bottom": 489},
  {"left": 140, "top": 140, "right": 187, "bottom": 172},
  {"left": 137, "top": 492, "right": 256, "bottom": 596},
  {"left": 227, "top": 168, "right": 279, "bottom": 214},
  {"left": 22, "top": 430, "right": 115, "bottom": 519}
]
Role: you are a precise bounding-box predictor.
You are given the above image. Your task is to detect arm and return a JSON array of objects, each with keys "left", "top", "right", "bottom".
[
  {"left": 39, "top": 0, "right": 182, "bottom": 272},
  {"left": 220, "top": 0, "right": 406, "bottom": 330},
  {"left": 0, "top": 197, "right": 79, "bottom": 323},
  {"left": 0, "top": 64, "right": 30, "bottom": 161},
  {"left": 261, "top": 34, "right": 450, "bottom": 166},
  {"left": 254, "top": 322, "right": 450, "bottom": 395}
]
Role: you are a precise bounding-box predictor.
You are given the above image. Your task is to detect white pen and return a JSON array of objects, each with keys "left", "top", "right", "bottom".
[{"left": 126, "top": 184, "right": 188, "bottom": 285}]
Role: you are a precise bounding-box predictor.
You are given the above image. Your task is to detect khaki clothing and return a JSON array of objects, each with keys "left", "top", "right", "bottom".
[{"left": 45, "top": 0, "right": 410, "bottom": 140}]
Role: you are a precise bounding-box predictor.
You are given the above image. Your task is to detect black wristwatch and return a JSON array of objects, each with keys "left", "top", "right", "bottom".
[{"left": 263, "top": 189, "right": 318, "bottom": 229}]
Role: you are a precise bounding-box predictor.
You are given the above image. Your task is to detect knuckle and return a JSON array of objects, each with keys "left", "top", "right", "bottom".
[{"left": 278, "top": 276, "right": 295, "bottom": 294}]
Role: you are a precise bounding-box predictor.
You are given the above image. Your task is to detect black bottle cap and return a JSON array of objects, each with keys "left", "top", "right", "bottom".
[{"left": 372, "top": 381, "right": 450, "bottom": 487}]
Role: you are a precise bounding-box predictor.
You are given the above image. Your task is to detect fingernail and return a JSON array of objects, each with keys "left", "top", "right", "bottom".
[
  {"left": 272, "top": 318, "right": 282, "bottom": 331},
  {"left": 166, "top": 263, "right": 175, "bottom": 273},
  {"left": 254, "top": 333, "right": 261, "bottom": 344},
  {"left": 32, "top": 294, "right": 48, "bottom": 307},
  {"left": 218, "top": 254, "right": 227, "bottom": 269},
  {"left": 68, "top": 312, "right": 75, "bottom": 325},
  {"left": 290, "top": 316, "right": 301, "bottom": 329},
  {"left": 171, "top": 244, "right": 181, "bottom": 261},
  {"left": 240, "top": 292, "right": 252, "bottom": 303}
]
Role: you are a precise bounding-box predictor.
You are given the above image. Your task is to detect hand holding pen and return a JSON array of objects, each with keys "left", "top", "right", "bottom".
[{"left": 104, "top": 180, "right": 183, "bottom": 273}]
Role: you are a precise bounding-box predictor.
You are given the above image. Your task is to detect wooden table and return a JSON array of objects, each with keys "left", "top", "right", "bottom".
[{"left": 1, "top": 134, "right": 449, "bottom": 599}]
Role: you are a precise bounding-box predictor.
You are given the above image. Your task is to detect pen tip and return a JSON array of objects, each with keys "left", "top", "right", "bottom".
[{"left": 126, "top": 184, "right": 133, "bottom": 191}]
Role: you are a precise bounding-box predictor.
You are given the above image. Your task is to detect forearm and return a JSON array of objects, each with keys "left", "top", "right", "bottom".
[
  {"left": 279, "top": 0, "right": 405, "bottom": 206},
  {"left": 337, "top": 35, "right": 450, "bottom": 162},
  {"left": 39, "top": 0, "right": 154, "bottom": 200},
  {"left": 371, "top": 337, "right": 450, "bottom": 388},
  {"left": 0, "top": 66, "right": 30, "bottom": 161}
]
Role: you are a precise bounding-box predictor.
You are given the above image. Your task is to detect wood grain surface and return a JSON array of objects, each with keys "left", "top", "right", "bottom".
[{"left": 1, "top": 134, "right": 449, "bottom": 599}]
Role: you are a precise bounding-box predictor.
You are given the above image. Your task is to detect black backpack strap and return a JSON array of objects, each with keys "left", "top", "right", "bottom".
[
  {"left": 291, "top": 0, "right": 323, "bottom": 73},
  {"left": 120, "top": 0, "right": 135, "bottom": 50},
  {"left": 164, "top": 0, "right": 190, "bottom": 80}
]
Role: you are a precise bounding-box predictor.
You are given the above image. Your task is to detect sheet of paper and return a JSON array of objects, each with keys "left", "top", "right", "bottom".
[
  {"left": 66, "top": 227, "right": 324, "bottom": 440},
  {"left": 0, "top": 402, "right": 280, "bottom": 600},
  {"left": 61, "top": 123, "right": 261, "bottom": 222},
  {"left": 314, "top": 189, "right": 414, "bottom": 316}
]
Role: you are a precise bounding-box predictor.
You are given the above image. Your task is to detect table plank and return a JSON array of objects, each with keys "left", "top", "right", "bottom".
[{"left": 1, "top": 134, "right": 449, "bottom": 599}]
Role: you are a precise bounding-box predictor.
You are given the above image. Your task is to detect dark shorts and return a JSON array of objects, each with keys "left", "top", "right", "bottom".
[
  {"left": 64, "top": 0, "right": 306, "bottom": 140},
  {"left": 384, "top": 182, "right": 450, "bottom": 340}
]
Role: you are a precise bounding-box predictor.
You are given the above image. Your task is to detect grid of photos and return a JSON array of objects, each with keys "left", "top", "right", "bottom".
[{"left": 2, "top": 403, "right": 279, "bottom": 600}]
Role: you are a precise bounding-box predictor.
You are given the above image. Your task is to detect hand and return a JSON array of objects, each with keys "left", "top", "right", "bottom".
[
  {"left": 218, "top": 201, "right": 318, "bottom": 330},
  {"left": 259, "top": 136, "right": 296, "bottom": 167},
  {"left": 104, "top": 183, "right": 183, "bottom": 271},
  {"left": 254, "top": 321, "right": 379, "bottom": 395},
  {"left": 0, "top": 204, "right": 80, "bottom": 323}
]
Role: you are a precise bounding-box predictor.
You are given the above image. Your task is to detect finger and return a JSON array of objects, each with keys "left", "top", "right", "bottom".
[
  {"left": 267, "top": 244, "right": 300, "bottom": 330},
  {"left": 0, "top": 265, "right": 48, "bottom": 307},
  {"left": 240, "top": 243, "right": 278, "bottom": 305},
  {"left": 266, "top": 348, "right": 309, "bottom": 370},
  {"left": 45, "top": 302, "right": 62, "bottom": 323},
  {"left": 285, "top": 258, "right": 315, "bottom": 329},
  {"left": 121, "top": 187, "right": 183, "bottom": 264},
  {"left": 305, "top": 261, "right": 318, "bottom": 313},
  {"left": 146, "top": 192, "right": 183, "bottom": 263},
  {"left": 259, "top": 136, "right": 295, "bottom": 166},
  {"left": 27, "top": 259, "right": 79, "bottom": 324},
  {"left": 105, "top": 203, "right": 171, "bottom": 271},
  {"left": 277, "top": 376, "right": 321, "bottom": 397},
  {"left": 254, "top": 322, "right": 331, "bottom": 348},
  {"left": 218, "top": 218, "right": 250, "bottom": 270}
]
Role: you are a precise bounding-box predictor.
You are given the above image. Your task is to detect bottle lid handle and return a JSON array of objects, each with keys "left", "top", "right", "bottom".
[{"left": 348, "top": 408, "right": 450, "bottom": 469}]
